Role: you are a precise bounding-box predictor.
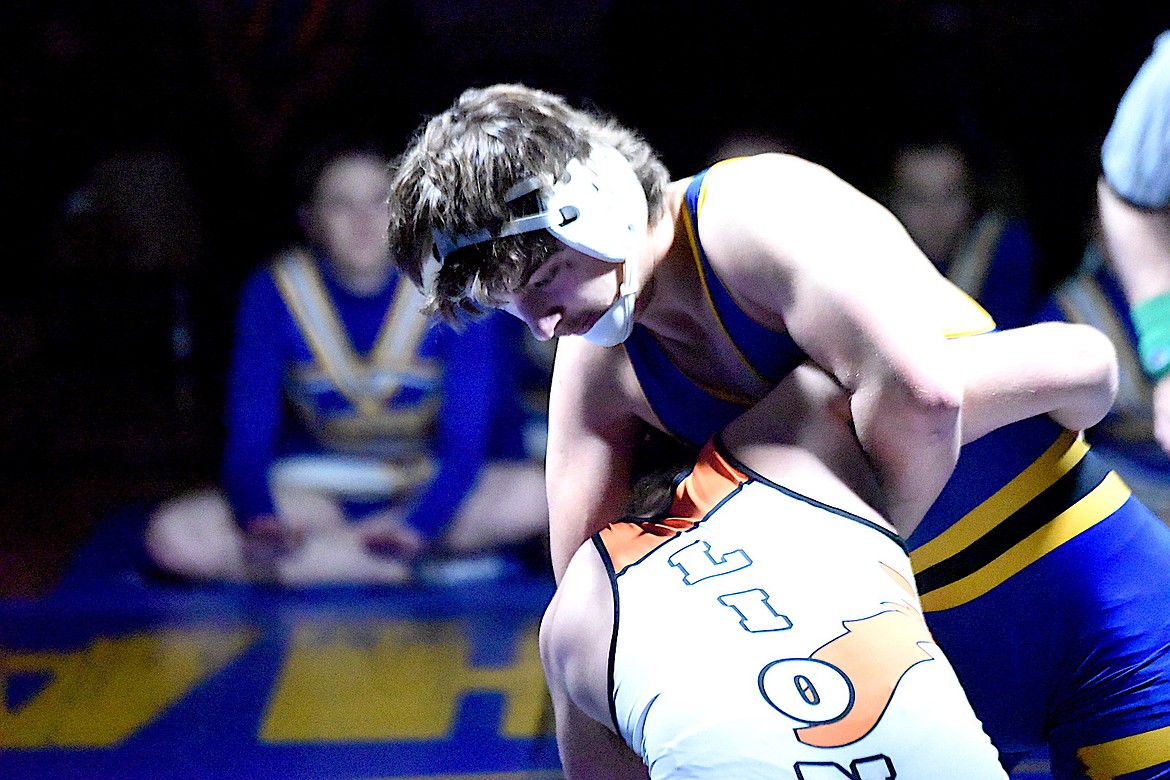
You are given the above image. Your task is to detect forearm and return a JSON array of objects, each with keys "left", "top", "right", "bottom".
[
  {"left": 545, "top": 344, "right": 645, "bottom": 581},
  {"left": 405, "top": 457, "right": 477, "bottom": 542},
  {"left": 220, "top": 367, "right": 279, "bottom": 523},
  {"left": 546, "top": 429, "right": 634, "bottom": 582},
  {"left": 220, "top": 442, "right": 277, "bottom": 523},
  {"left": 955, "top": 323, "right": 1118, "bottom": 442}
]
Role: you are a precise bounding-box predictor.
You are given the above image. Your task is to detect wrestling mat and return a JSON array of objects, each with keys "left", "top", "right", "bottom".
[
  {"left": 0, "top": 507, "right": 561, "bottom": 779},
  {"left": 0, "top": 507, "right": 1052, "bottom": 779}
]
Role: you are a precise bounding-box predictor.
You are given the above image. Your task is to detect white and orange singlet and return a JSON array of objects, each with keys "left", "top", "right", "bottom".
[{"left": 597, "top": 442, "right": 1007, "bottom": 779}]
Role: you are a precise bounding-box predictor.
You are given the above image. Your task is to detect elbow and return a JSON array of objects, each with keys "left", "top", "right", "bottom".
[
  {"left": 908, "top": 379, "right": 964, "bottom": 443},
  {"left": 1079, "top": 324, "right": 1120, "bottom": 399},
  {"left": 884, "top": 369, "right": 965, "bottom": 464},
  {"left": 857, "top": 366, "right": 964, "bottom": 447},
  {"left": 1064, "top": 323, "right": 1120, "bottom": 429},
  {"left": 896, "top": 368, "right": 965, "bottom": 431}
]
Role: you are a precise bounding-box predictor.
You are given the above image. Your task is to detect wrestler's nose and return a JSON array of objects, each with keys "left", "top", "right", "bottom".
[
  {"left": 505, "top": 300, "right": 561, "bottom": 342},
  {"left": 526, "top": 310, "right": 562, "bottom": 341}
]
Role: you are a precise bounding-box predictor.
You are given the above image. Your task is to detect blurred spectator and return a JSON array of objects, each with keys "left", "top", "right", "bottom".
[
  {"left": 145, "top": 142, "right": 548, "bottom": 586},
  {"left": 883, "top": 134, "right": 1046, "bottom": 329},
  {"left": 1098, "top": 30, "right": 1170, "bottom": 457},
  {"left": 1036, "top": 237, "right": 1170, "bottom": 522}
]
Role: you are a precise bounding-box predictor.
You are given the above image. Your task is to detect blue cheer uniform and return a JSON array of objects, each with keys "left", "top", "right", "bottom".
[{"left": 223, "top": 249, "right": 519, "bottom": 541}]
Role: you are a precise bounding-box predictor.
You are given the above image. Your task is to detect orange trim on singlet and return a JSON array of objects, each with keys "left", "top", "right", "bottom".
[
  {"left": 600, "top": 440, "right": 751, "bottom": 574},
  {"left": 672, "top": 440, "right": 751, "bottom": 519}
]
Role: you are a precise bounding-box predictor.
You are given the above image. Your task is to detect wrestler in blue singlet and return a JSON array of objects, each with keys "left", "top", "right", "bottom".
[{"left": 624, "top": 167, "right": 1170, "bottom": 780}]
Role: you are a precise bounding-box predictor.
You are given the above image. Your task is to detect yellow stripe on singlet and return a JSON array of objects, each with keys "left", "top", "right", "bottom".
[
  {"left": 680, "top": 165, "right": 770, "bottom": 405},
  {"left": 273, "top": 250, "right": 434, "bottom": 417},
  {"left": 918, "top": 470, "right": 1131, "bottom": 612},
  {"left": 911, "top": 431, "right": 1087, "bottom": 572},
  {"left": 1077, "top": 723, "right": 1170, "bottom": 780},
  {"left": 940, "top": 288, "right": 997, "bottom": 338}
]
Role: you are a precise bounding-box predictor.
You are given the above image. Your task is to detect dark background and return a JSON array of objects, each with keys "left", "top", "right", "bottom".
[{"left": 1, "top": 0, "right": 1167, "bottom": 594}]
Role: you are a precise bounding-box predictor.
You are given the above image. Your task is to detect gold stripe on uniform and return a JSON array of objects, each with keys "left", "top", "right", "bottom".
[
  {"left": 274, "top": 250, "right": 363, "bottom": 406},
  {"left": 273, "top": 250, "right": 433, "bottom": 414},
  {"left": 369, "top": 279, "right": 431, "bottom": 377},
  {"left": 681, "top": 166, "right": 770, "bottom": 404},
  {"left": 919, "top": 471, "right": 1131, "bottom": 612},
  {"left": 939, "top": 287, "right": 997, "bottom": 338},
  {"left": 1077, "top": 723, "right": 1170, "bottom": 780},
  {"left": 911, "top": 431, "right": 1086, "bottom": 572}
]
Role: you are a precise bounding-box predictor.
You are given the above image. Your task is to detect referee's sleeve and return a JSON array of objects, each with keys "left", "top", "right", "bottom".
[{"left": 1102, "top": 31, "right": 1170, "bottom": 209}]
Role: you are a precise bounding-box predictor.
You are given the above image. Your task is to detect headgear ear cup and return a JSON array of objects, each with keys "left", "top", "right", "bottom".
[
  {"left": 545, "top": 145, "right": 649, "bottom": 263},
  {"left": 430, "top": 145, "right": 648, "bottom": 264},
  {"left": 428, "top": 145, "right": 649, "bottom": 344},
  {"left": 545, "top": 146, "right": 646, "bottom": 345}
]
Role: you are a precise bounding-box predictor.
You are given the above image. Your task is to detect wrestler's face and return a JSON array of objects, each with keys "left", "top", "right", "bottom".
[
  {"left": 306, "top": 154, "right": 392, "bottom": 278},
  {"left": 500, "top": 244, "right": 625, "bottom": 341},
  {"left": 888, "top": 144, "right": 973, "bottom": 265}
]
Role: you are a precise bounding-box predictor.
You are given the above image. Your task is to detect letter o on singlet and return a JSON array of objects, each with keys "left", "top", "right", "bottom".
[{"left": 759, "top": 658, "right": 855, "bottom": 725}]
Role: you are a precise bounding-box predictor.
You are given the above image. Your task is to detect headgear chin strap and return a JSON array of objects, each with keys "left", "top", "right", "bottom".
[
  {"left": 581, "top": 247, "right": 638, "bottom": 346},
  {"left": 431, "top": 145, "right": 649, "bottom": 344}
]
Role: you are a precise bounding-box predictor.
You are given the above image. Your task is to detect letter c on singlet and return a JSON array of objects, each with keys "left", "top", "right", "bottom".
[{"left": 759, "top": 658, "right": 854, "bottom": 725}]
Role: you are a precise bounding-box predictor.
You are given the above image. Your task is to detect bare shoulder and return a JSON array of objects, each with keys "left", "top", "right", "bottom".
[
  {"left": 540, "top": 537, "right": 615, "bottom": 727},
  {"left": 700, "top": 154, "right": 889, "bottom": 257},
  {"left": 687, "top": 154, "right": 871, "bottom": 328},
  {"left": 553, "top": 337, "right": 632, "bottom": 391},
  {"left": 701, "top": 153, "right": 868, "bottom": 225},
  {"left": 692, "top": 153, "right": 955, "bottom": 329}
]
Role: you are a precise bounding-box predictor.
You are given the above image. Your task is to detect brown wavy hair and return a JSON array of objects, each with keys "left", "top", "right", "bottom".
[{"left": 387, "top": 83, "right": 670, "bottom": 322}]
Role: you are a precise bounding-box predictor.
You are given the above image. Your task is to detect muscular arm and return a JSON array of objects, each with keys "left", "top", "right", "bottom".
[
  {"left": 700, "top": 155, "right": 969, "bottom": 531},
  {"left": 545, "top": 337, "right": 648, "bottom": 580},
  {"left": 726, "top": 322, "right": 1118, "bottom": 538},
  {"left": 953, "top": 322, "right": 1119, "bottom": 444}
]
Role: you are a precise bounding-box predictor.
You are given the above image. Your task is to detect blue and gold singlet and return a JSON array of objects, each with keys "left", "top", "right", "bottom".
[{"left": 623, "top": 164, "right": 1170, "bottom": 780}]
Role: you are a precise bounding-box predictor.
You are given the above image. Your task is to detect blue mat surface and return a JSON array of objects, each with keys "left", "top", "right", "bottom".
[
  {"left": 1, "top": 507, "right": 561, "bottom": 779},
  {"left": 2, "top": 507, "right": 1052, "bottom": 779}
]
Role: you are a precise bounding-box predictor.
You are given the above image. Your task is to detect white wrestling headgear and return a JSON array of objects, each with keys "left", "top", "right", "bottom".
[{"left": 429, "top": 145, "right": 649, "bottom": 346}]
